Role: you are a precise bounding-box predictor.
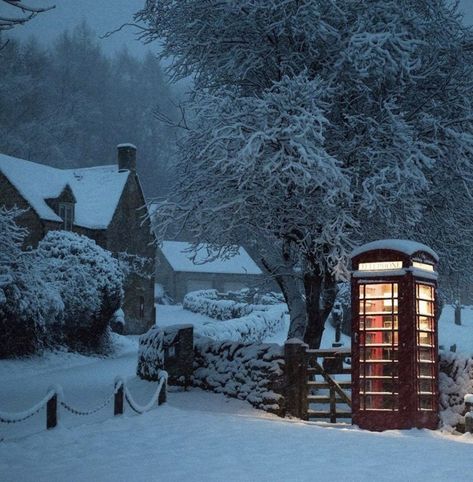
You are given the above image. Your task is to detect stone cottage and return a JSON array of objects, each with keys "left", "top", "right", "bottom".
[
  {"left": 156, "top": 240, "right": 263, "bottom": 302},
  {"left": 0, "top": 144, "right": 155, "bottom": 334}
]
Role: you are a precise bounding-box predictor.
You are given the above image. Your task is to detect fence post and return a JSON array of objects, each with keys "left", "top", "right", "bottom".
[
  {"left": 114, "top": 381, "right": 124, "bottom": 416},
  {"left": 284, "top": 339, "right": 308, "bottom": 419},
  {"left": 158, "top": 377, "right": 167, "bottom": 406},
  {"left": 465, "top": 395, "right": 473, "bottom": 433},
  {"left": 46, "top": 393, "right": 57, "bottom": 430}
]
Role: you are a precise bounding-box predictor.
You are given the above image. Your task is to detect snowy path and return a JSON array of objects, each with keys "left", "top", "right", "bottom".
[{"left": 0, "top": 336, "right": 159, "bottom": 440}]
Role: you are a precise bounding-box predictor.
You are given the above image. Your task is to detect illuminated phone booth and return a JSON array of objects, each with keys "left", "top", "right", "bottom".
[{"left": 351, "top": 240, "right": 439, "bottom": 431}]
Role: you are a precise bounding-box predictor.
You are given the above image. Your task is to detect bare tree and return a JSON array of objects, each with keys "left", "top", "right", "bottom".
[{"left": 0, "top": 1, "right": 54, "bottom": 31}]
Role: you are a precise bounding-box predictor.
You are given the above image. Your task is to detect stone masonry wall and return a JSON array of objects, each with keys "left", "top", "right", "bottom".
[
  {"left": 192, "top": 336, "right": 286, "bottom": 415},
  {"left": 107, "top": 173, "right": 156, "bottom": 335}
]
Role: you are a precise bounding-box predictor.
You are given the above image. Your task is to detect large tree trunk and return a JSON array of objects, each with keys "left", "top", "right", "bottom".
[
  {"left": 303, "top": 271, "right": 337, "bottom": 349},
  {"left": 275, "top": 274, "right": 307, "bottom": 340},
  {"left": 260, "top": 252, "right": 307, "bottom": 340}
]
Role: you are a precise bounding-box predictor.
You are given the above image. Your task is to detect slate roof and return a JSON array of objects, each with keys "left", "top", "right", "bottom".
[
  {"left": 0, "top": 153, "right": 129, "bottom": 229},
  {"left": 160, "top": 241, "right": 263, "bottom": 275}
]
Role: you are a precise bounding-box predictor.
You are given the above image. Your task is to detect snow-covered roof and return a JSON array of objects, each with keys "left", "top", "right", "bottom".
[
  {"left": 160, "top": 241, "right": 263, "bottom": 275},
  {"left": 351, "top": 239, "right": 439, "bottom": 261},
  {"left": 0, "top": 153, "right": 129, "bottom": 229}
]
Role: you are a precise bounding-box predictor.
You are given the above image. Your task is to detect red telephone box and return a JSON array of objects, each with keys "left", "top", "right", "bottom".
[{"left": 351, "top": 240, "right": 439, "bottom": 431}]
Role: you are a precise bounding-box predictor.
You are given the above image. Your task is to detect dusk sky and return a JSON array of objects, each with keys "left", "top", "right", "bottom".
[{"left": 3, "top": 0, "right": 473, "bottom": 57}]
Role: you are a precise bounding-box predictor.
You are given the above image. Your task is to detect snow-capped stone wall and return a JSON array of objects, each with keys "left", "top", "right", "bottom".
[
  {"left": 137, "top": 326, "right": 286, "bottom": 415},
  {"left": 192, "top": 336, "right": 285, "bottom": 415},
  {"left": 137, "top": 324, "right": 194, "bottom": 385}
]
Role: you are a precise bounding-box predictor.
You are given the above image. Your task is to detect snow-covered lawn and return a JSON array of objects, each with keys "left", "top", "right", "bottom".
[
  {"left": 2, "top": 303, "right": 473, "bottom": 480},
  {"left": 1, "top": 386, "right": 473, "bottom": 482}
]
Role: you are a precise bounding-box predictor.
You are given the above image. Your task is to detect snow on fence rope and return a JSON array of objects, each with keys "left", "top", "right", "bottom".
[
  {"left": 0, "top": 371, "right": 167, "bottom": 435},
  {"left": 59, "top": 392, "right": 115, "bottom": 417},
  {"left": 117, "top": 372, "right": 168, "bottom": 414},
  {"left": 0, "top": 388, "right": 56, "bottom": 424}
]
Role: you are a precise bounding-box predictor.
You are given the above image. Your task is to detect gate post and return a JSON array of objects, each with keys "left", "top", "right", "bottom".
[{"left": 284, "top": 339, "right": 308, "bottom": 419}]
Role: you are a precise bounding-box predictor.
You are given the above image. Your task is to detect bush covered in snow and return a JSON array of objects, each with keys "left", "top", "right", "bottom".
[
  {"left": 0, "top": 210, "right": 124, "bottom": 357},
  {"left": 193, "top": 336, "right": 285, "bottom": 414},
  {"left": 439, "top": 351, "right": 473, "bottom": 431},
  {"left": 36, "top": 231, "right": 124, "bottom": 352},
  {"left": 196, "top": 305, "right": 287, "bottom": 343},
  {"left": 0, "top": 208, "right": 63, "bottom": 357},
  {"left": 183, "top": 289, "right": 283, "bottom": 321},
  {"left": 183, "top": 289, "right": 287, "bottom": 343},
  {"left": 183, "top": 289, "right": 254, "bottom": 320}
]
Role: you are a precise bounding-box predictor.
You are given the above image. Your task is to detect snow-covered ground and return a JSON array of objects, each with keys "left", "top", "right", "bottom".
[
  {"left": 1, "top": 303, "right": 473, "bottom": 480},
  {"left": 1, "top": 386, "right": 473, "bottom": 482}
]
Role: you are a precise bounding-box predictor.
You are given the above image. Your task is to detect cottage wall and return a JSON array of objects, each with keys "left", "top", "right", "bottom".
[
  {"left": 155, "top": 249, "right": 178, "bottom": 301},
  {"left": 155, "top": 249, "right": 264, "bottom": 302},
  {"left": 107, "top": 173, "right": 156, "bottom": 334}
]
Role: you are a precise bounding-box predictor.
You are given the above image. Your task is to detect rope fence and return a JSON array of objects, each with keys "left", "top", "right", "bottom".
[{"left": 0, "top": 371, "right": 167, "bottom": 433}]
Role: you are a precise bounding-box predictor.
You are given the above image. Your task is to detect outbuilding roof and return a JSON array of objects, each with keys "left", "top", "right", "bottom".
[
  {"left": 0, "top": 153, "right": 129, "bottom": 230},
  {"left": 351, "top": 239, "right": 439, "bottom": 262},
  {"left": 160, "top": 241, "right": 263, "bottom": 275}
]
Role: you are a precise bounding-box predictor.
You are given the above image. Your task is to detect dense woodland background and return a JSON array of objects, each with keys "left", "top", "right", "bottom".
[{"left": 0, "top": 22, "right": 180, "bottom": 198}]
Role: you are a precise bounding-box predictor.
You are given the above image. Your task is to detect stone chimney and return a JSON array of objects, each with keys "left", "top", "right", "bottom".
[{"left": 117, "top": 143, "right": 137, "bottom": 172}]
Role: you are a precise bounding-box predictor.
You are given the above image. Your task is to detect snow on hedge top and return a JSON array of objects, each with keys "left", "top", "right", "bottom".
[
  {"left": 0, "top": 153, "right": 129, "bottom": 229},
  {"left": 351, "top": 239, "right": 439, "bottom": 261},
  {"left": 160, "top": 241, "right": 262, "bottom": 274}
]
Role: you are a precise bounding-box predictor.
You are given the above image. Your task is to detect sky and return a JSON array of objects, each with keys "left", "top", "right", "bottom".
[
  {"left": 2, "top": 0, "right": 473, "bottom": 58},
  {"left": 2, "top": 0, "right": 152, "bottom": 57}
]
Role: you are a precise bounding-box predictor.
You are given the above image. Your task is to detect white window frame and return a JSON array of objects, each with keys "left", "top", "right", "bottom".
[{"left": 59, "top": 203, "right": 74, "bottom": 231}]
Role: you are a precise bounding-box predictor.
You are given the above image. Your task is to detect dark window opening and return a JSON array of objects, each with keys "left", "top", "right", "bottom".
[{"left": 59, "top": 203, "right": 74, "bottom": 231}]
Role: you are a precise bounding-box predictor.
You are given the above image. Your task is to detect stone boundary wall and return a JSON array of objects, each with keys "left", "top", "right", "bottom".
[
  {"left": 192, "top": 336, "right": 285, "bottom": 415},
  {"left": 137, "top": 325, "right": 309, "bottom": 418}
]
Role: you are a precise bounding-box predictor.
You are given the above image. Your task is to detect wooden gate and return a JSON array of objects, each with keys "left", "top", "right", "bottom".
[{"left": 305, "top": 348, "right": 352, "bottom": 422}]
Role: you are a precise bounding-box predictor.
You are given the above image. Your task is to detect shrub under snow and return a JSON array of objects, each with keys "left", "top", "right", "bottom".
[
  {"left": 196, "top": 305, "right": 287, "bottom": 343},
  {"left": 183, "top": 289, "right": 287, "bottom": 343},
  {"left": 0, "top": 208, "right": 63, "bottom": 357},
  {"left": 35, "top": 231, "right": 124, "bottom": 352},
  {"left": 439, "top": 351, "right": 473, "bottom": 431},
  {"left": 183, "top": 289, "right": 254, "bottom": 320}
]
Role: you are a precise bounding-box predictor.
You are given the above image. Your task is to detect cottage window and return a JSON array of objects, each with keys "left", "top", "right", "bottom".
[{"left": 58, "top": 203, "right": 74, "bottom": 231}]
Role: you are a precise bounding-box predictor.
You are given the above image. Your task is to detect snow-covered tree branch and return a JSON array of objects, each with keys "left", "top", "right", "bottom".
[
  {"left": 140, "top": 0, "right": 473, "bottom": 347},
  {"left": 0, "top": 1, "right": 55, "bottom": 31}
]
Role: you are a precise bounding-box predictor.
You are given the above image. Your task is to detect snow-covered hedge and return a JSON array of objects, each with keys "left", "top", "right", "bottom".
[
  {"left": 195, "top": 304, "right": 287, "bottom": 343},
  {"left": 183, "top": 289, "right": 254, "bottom": 320},
  {"left": 183, "top": 289, "right": 283, "bottom": 321},
  {"left": 182, "top": 289, "right": 287, "bottom": 343},
  {"left": 439, "top": 351, "right": 473, "bottom": 431},
  {"left": 193, "top": 336, "right": 285, "bottom": 414}
]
